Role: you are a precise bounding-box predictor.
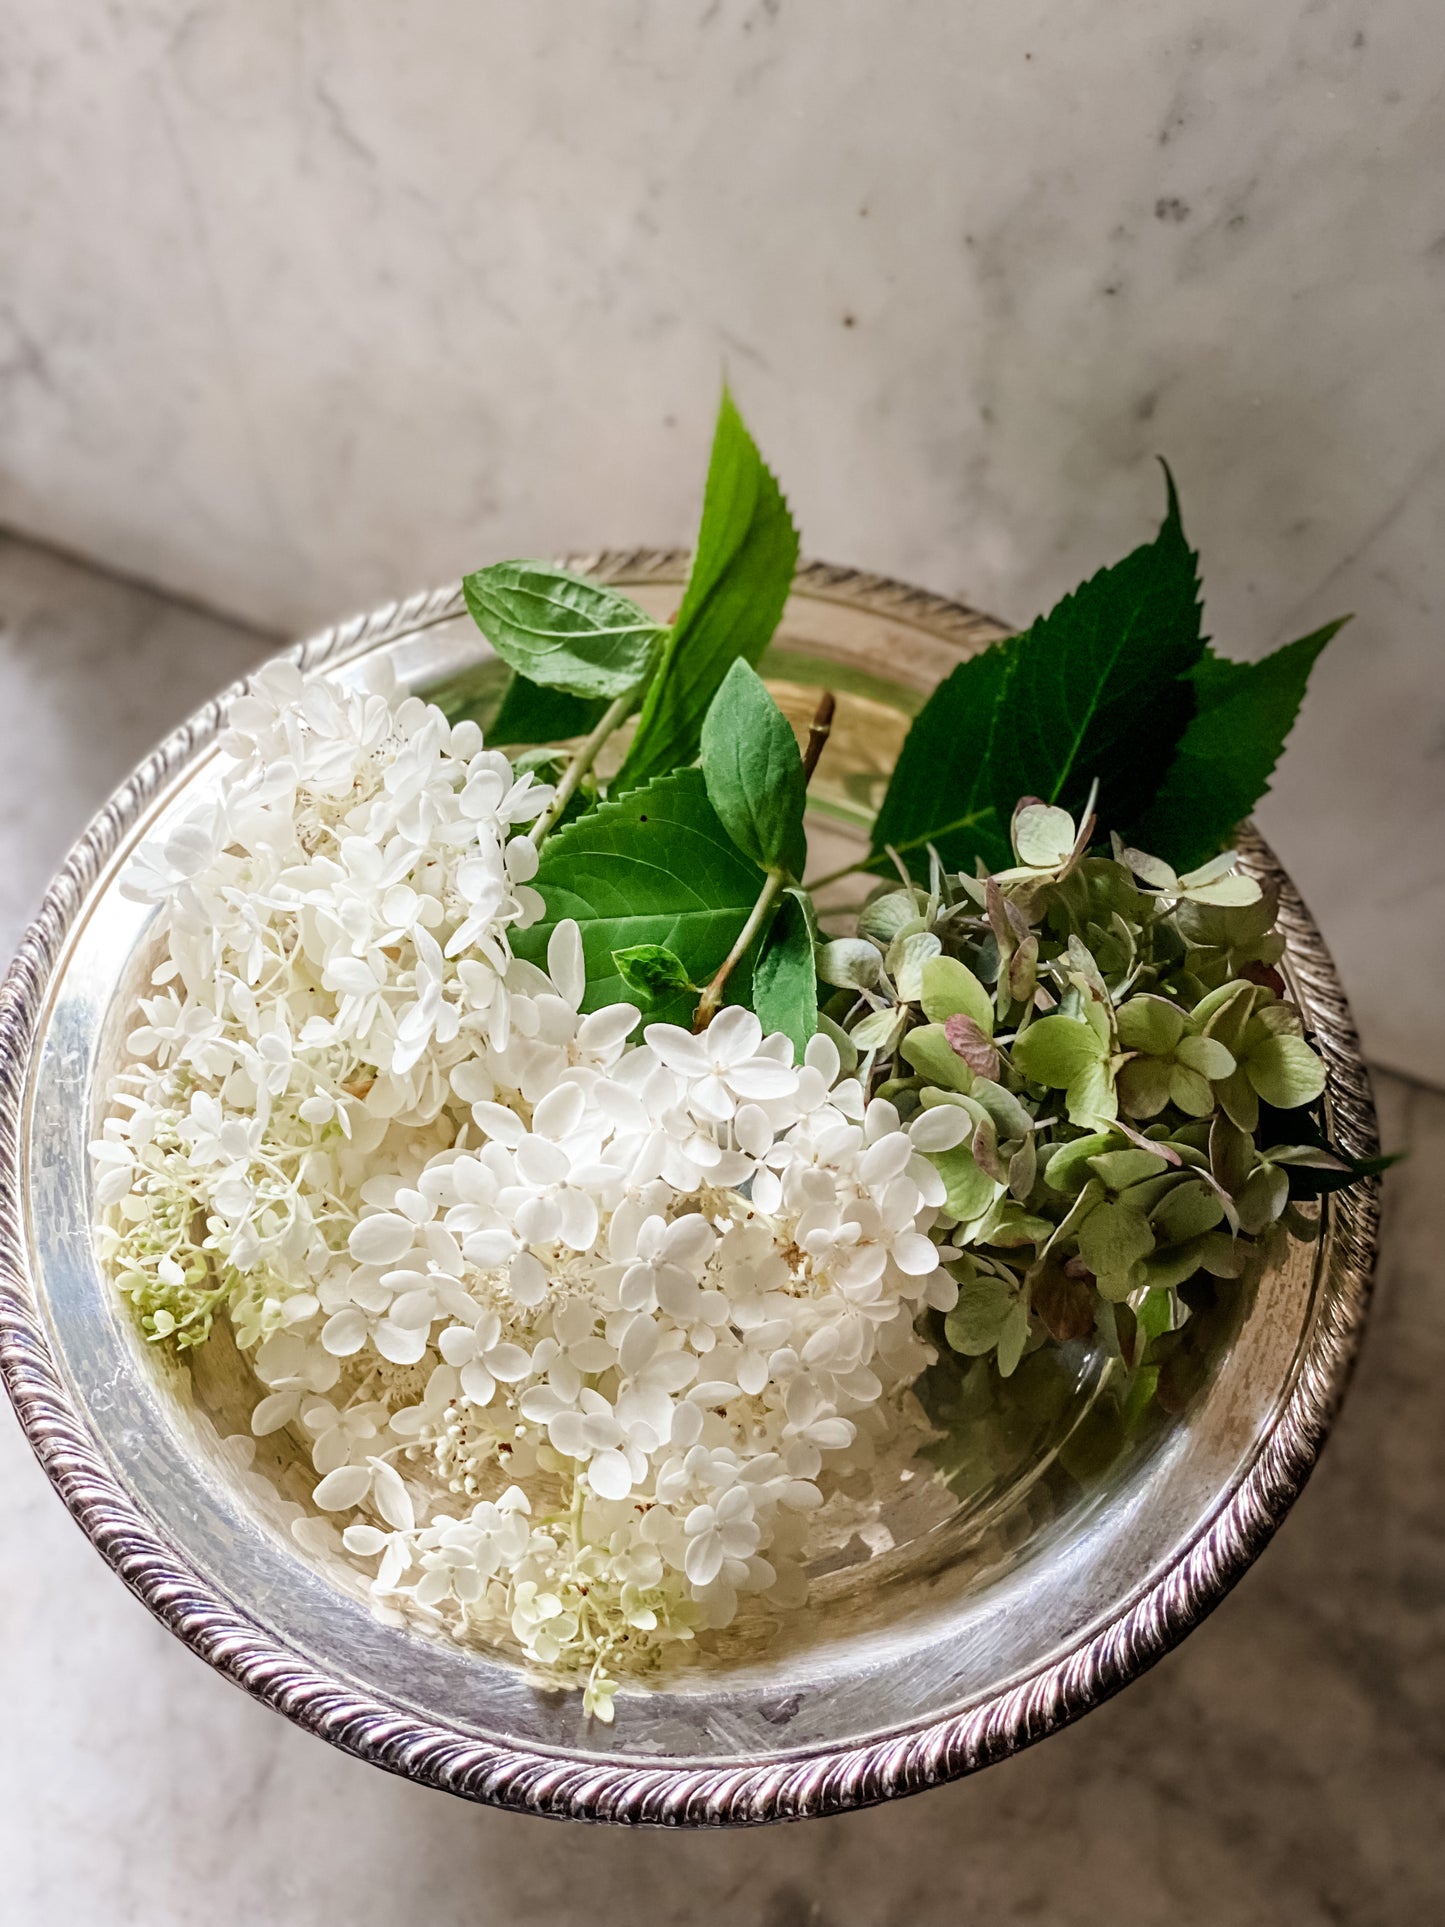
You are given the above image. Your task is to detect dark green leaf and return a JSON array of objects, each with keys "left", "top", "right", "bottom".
[
  {"left": 513, "top": 767, "right": 766, "bottom": 1027},
  {"left": 418, "top": 657, "right": 511, "bottom": 728},
  {"left": 462, "top": 561, "right": 664, "bottom": 698},
  {"left": 1130, "top": 618, "right": 1348, "bottom": 871},
  {"left": 487, "top": 673, "right": 607, "bottom": 748},
  {"left": 751, "top": 887, "right": 818, "bottom": 1060},
  {"left": 699, "top": 659, "right": 807, "bottom": 875},
  {"left": 615, "top": 389, "right": 798, "bottom": 790},
  {"left": 611, "top": 943, "right": 698, "bottom": 1009},
  {"left": 1252, "top": 1094, "right": 1403, "bottom": 1198},
  {"left": 871, "top": 470, "right": 1203, "bottom": 877}
]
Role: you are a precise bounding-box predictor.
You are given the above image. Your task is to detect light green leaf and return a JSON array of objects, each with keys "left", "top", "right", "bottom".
[
  {"left": 513, "top": 767, "right": 765, "bottom": 1027},
  {"left": 1045, "top": 1133, "right": 1121, "bottom": 1192},
  {"left": 901, "top": 1023, "right": 974, "bottom": 1092},
  {"left": 932, "top": 1144, "right": 1001, "bottom": 1223},
  {"left": 870, "top": 471, "right": 1203, "bottom": 878},
  {"left": 851, "top": 1005, "right": 906, "bottom": 1054},
  {"left": 1116, "top": 994, "right": 1186, "bottom": 1057},
  {"left": 1132, "top": 618, "right": 1349, "bottom": 871},
  {"left": 616, "top": 388, "right": 798, "bottom": 790},
  {"left": 890, "top": 930, "right": 942, "bottom": 1002},
  {"left": 1196, "top": 984, "right": 1261, "bottom": 1056},
  {"left": 699, "top": 659, "right": 807, "bottom": 876},
  {"left": 1088, "top": 1148, "right": 1170, "bottom": 1191},
  {"left": 612, "top": 944, "right": 696, "bottom": 1007},
  {"left": 752, "top": 888, "right": 818, "bottom": 1062},
  {"left": 1237, "top": 1162, "right": 1291, "bottom": 1233},
  {"left": 944, "top": 1270, "right": 1016, "bottom": 1355},
  {"left": 1209, "top": 1114, "right": 1254, "bottom": 1194},
  {"left": 1117, "top": 1055, "right": 1175, "bottom": 1119},
  {"left": 1262, "top": 1144, "right": 1351, "bottom": 1170},
  {"left": 1190, "top": 978, "right": 1255, "bottom": 1031},
  {"left": 968, "top": 1076, "right": 1036, "bottom": 1141},
  {"left": 1012, "top": 1014, "right": 1106, "bottom": 1090},
  {"left": 1167, "top": 1063, "right": 1216, "bottom": 1116},
  {"left": 920, "top": 956, "right": 994, "bottom": 1035},
  {"left": 816, "top": 937, "right": 882, "bottom": 990},
  {"left": 462, "top": 562, "right": 663, "bottom": 698},
  {"left": 1217, "top": 1064, "right": 1260, "bottom": 1134},
  {"left": 1246, "top": 1032, "right": 1327, "bottom": 1109},
  {"left": 856, "top": 889, "right": 923, "bottom": 947},
  {"left": 1067, "top": 1057, "right": 1120, "bottom": 1126},
  {"left": 1175, "top": 1033, "right": 1235, "bottom": 1080},
  {"left": 1151, "top": 1178, "right": 1225, "bottom": 1243},
  {"left": 1176, "top": 867, "right": 1263, "bottom": 908},
  {"left": 1116, "top": 843, "right": 1177, "bottom": 892},
  {"left": 1012, "top": 801, "right": 1077, "bottom": 868},
  {"left": 1077, "top": 1197, "right": 1155, "bottom": 1280},
  {"left": 996, "top": 1299, "right": 1031, "bottom": 1377}
]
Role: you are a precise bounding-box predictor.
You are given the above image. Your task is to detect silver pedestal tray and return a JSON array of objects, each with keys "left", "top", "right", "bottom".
[{"left": 0, "top": 558, "right": 1380, "bottom": 1825}]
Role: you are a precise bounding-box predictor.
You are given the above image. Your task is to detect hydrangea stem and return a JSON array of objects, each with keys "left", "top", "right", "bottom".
[
  {"left": 693, "top": 869, "right": 786, "bottom": 1030},
  {"left": 529, "top": 689, "right": 635, "bottom": 846}
]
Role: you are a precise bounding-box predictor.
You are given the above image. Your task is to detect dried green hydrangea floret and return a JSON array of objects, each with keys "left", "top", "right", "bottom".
[{"left": 830, "top": 798, "right": 1335, "bottom": 1415}]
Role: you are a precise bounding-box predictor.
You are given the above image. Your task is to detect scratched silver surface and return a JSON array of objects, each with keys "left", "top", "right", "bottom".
[{"left": 0, "top": 559, "right": 1380, "bottom": 1824}]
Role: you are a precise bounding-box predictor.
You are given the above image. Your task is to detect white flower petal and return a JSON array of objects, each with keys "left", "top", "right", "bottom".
[
  {"left": 313, "top": 1464, "right": 373, "bottom": 1511},
  {"left": 370, "top": 1459, "right": 415, "bottom": 1532},
  {"left": 348, "top": 1214, "right": 417, "bottom": 1266}
]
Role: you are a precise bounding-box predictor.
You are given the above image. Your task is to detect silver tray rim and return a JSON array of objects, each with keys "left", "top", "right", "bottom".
[{"left": 0, "top": 557, "right": 1381, "bottom": 1826}]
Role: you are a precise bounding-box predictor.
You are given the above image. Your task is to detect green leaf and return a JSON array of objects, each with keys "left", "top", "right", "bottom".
[
  {"left": 1236, "top": 1163, "right": 1290, "bottom": 1234},
  {"left": 752, "top": 888, "right": 818, "bottom": 1061},
  {"left": 487, "top": 673, "right": 608, "bottom": 748},
  {"left": 1131, "top": 618, "right": 1348, "bottom": 871},
  {"left": 997, "top": 1300, "right": 1031, "bottom": 1378},
  {"left": 462, "top": 562, "right": 664, "bottom": 698},
  {"left": 1045, "top": 1132, "right": 1121, "bottom": 1192},
  {"left": 1012, "top": 1014, "right": 1106, "bottom": 1089},
  {"left": 870, "top": 470, "right": 1203, "bottom": 877},
  {"left": 616, "top": 388, "right": 798, "bottom": 790},
  {"left": 699, "top": 660, "right": 807, "bottom": 875},
  {"left": 611, "top": 944, "right": 697, "bottom": 1008},
  {"left": 1116, "top": 994, "right": 1186, "bottom": 1057},
  {"left": 920, "top": 956, "right": 994, "bottom": 1035},
  {"left": 1088, "top": 1148, "right": 1170, "bottom": 1191},
  {"left": 968, "top": 1077, "right": 1036, "bottom": 1141},
  {"left": 932, "top": 1144, "right": 1001, "bottom": 1223},
  {"left": 1175, "top": 1033, "right": 1235, "bottom": 1081},
  {"left": 1077, "top": 1197, "right": 1155, "bottom": 1281},
  {"left": 944, "top": 1270, "right": 1016, "bottom": 1355},
  {"left": 1245, "top": 1032, "right": 1327, "bottom": 1109},
  {"left": 901, "top": 1024, "right": 974, "bottom": 1092},
  {"left": 513, "top": 767, "right": 766, "bottom": 1027},
  {"left": 1151, "top": 1178, "right": 1226, "bottom": 1243},
  {"left": 1067, "top": 1057, "right": 1120, "bottom": 1127}
]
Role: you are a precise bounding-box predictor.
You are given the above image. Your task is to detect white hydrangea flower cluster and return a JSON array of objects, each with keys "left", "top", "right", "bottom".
[{"left": 94, "top": 662, "right": 956, "bottom": 1717}]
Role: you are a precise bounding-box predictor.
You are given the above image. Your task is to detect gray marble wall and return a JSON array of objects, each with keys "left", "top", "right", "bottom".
[{"left": 3, "top": 2, "right": 1443, "bottom": 1078}]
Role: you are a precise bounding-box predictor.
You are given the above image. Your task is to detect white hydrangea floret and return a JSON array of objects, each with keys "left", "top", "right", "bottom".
[{"left": 93, "top": 661, "right": 956, "bottom": 1717}]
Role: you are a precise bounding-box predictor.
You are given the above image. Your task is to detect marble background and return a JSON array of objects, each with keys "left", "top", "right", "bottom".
[
  {"left": 3, "top": 528, "right": 1444, "bottom": 1926},
  {"left": 2, "top": 2, "right": 1444, "bottom": 1078}
]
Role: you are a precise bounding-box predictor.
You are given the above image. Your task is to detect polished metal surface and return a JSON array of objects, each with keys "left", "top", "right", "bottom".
[{"left": 0, "top": 558, "right": 1381, "bottom": 1824}]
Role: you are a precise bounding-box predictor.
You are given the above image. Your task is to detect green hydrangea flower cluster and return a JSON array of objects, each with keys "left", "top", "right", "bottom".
[{"left": 819, "top": 795, "right": 1343, "bottom": 1409}]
